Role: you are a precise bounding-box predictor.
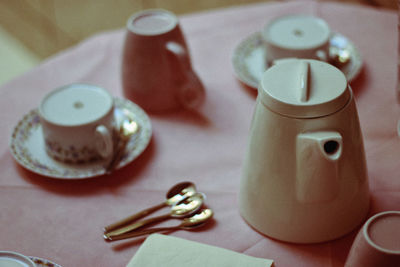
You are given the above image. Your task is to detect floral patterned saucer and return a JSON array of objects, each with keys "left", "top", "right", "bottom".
[
  {"left": 232, "top": 32, "right": 362, "bottom": 88},
  {"left": 9, "top": 98, "right": 152, "bottom": 179},
  {"left": 29, "top": 256, "right": 62, "bottom": 267}
]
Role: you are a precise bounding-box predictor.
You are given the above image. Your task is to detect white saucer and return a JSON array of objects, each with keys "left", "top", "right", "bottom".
[
  {"left": 29, "top": 256, "right": 62, "bottom": 267},
  {"left": 9, "top": 98, "right": 152, "bottom": 179},
  {"left": 232, "top": 32, "right": 363, "bottom": 88}
]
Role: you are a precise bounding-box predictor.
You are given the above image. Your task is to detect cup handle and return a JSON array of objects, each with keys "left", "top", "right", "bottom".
[
  {"left": 166, "top": 41, "right": 205, "bottom": 109},
  {"left": 95, "top": 125, "right": 113, "bottom": 158}
]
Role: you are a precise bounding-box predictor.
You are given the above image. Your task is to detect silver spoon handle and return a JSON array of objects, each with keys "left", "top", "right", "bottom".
[
  {"left": 105, "top": 226, "right": 181, "bottom": 241},
  {"left": 103, "top": 201, "right": 167, "bottom": 233},
  {"left": 104, "top": 213, "right": 171, "bottom": 238}
]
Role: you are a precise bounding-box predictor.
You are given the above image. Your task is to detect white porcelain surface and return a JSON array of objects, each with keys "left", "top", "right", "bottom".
[
  {"left": 9, "top": 98, "right": 152, "bottom": 179},
  {"left": 0, "top": 251, "right": 35, "bottom": 267},
  {"left": 122, "top": 9, "right": 205, "bottom": 112},
  {"left": 130, "top": 10, "right": 176, "bottom": 35},
  {"left": 239, "top": 59, "right": 369, "bottom": 243},
  {"left": 232, "top": 32, "right": 362, "bottom": 88},
  {"left": 263, "top": 15, "right": 330, "bottom": 63},
  {"left": 39, "top": 84, "right": 115, "bottom": 163},
  {"left": 40, "top": 84, "right": 113, "bottom": 126},
  {"left": 259, "top": 59, "right": 350, "bottom": 118}
]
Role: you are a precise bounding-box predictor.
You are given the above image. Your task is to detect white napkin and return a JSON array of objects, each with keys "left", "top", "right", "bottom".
[{"left": 126, "top": 234, "right": 274, "bottom": 267}]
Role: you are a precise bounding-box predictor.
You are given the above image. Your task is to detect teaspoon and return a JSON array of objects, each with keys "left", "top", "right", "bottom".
[
  {"left": 103, "top": 181, "right": 197, "bottom": 233},
  {"left": 104, "top": 208, "right": 213, "bottom": 241},
  {"left": 329, "top": 45, "right": 351, "bottom": 68},
  {"left": 105, "top": 116, "right": 140, "bottom": 174},
  {"left": 104, "top": 193, "right": 205, "bottom": 239}
]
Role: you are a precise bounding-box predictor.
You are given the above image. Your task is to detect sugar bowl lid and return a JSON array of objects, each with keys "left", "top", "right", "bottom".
[{"left": 258, "top": 59, "right": 350, "bottom": 118}]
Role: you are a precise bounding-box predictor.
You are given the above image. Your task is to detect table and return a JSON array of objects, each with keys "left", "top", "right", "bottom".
[{"left": 0, "top": 1, "right": 399, "bottom": 266}]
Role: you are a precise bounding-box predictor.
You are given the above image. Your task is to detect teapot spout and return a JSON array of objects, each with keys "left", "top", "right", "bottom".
[{"left": 296, "top": 131, "right": 342, "bottom": 203}]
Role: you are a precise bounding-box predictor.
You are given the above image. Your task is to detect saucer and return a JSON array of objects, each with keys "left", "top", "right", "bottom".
[
  {"left": 29, "top": 256, "right": 62, "bottom": 267},
  {"left": 232, "top": 32, "right": 362, "bottom": 88},
  {"left": 9, "top": 98, "right": 152, "bottom": 179}
]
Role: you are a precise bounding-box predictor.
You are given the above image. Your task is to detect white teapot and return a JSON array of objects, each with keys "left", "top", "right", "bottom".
[{"left": 239, "top": 59, "right": 369, "bottom": 243}]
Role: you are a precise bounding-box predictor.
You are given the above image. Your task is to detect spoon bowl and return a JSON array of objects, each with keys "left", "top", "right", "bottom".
[
  {"left": 103, "top": 181, "right": 197, "bottom": 233},
  {"left": 104, "top": 193, "right": 205, "bottom": 238},
  {"left": 329, "top": 44, "right": 351, "bottom": 68},
  {"left": 105, "top": 208, "right": 214, "bottom": 241},
  {"left": 180, "top": 208, "right": 214, "bottom": 229},
  {"left": 170, "top": 192, "right": 205, "bottom": 218},
  {"left": 121, "top": 119, "right": 139, "bottom": 139},
  {"left": 165, "top": 181, "right": 197, "bottom": 205}
]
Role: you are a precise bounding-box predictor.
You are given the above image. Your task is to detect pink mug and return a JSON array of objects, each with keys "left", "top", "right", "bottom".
[
  {"left": 345, "top": 211, "right": 400, "bottom": 267},
  {"left": 122, "top": 9, "right": 205, "bottom": 112}
]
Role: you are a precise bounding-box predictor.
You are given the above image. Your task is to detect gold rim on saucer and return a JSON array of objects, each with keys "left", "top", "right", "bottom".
[
  {"left": 9, "top": 98, "right": 152, "bottom": 179},
  {"left": 29, "top": 256, "right": 62, "bottom": 267}
]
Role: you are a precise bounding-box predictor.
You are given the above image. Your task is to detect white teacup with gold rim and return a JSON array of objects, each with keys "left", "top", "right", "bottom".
[
  {"left": 262, "top": 15, "right": 331, "bottom": 65},
  {"left": 39, "top": 84, "right": 115, "bottom": 164}
]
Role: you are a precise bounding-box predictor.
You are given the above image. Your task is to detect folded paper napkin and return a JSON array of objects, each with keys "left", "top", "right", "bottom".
[{"left": 126, "top": 234, "right": 274, "bottom": 267}]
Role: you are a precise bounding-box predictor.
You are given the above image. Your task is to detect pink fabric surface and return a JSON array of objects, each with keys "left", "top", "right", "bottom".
[{"left": 0, "top": 1, "right": 399, "bottom": 266}]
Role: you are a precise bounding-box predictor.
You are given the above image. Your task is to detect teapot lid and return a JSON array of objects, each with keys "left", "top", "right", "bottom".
[{"left": 258, "top": 59, "right": 350, "bottom": 118}]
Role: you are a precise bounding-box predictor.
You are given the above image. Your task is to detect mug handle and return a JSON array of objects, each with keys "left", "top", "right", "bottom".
[
  {"left": 95, "top": 125, "right": 113, "bottom": 158},
  {"left": 166, "top": 41, "right": 205, "bottom": 109}
]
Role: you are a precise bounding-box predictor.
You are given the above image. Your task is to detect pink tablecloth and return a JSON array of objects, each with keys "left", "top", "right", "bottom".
[{"left": 0, "top": 1, "right": 399, "bottom": 266}]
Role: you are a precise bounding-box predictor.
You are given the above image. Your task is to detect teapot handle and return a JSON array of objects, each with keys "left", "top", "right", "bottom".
[{"left": 296, "top": 131, "right": 342, "bottom": 203}]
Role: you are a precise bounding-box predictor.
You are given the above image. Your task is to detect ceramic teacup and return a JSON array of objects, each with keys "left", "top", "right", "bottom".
[
  {"left": 39, "top": 84, "right": 115, "bottom": 164},
  {"left": 122, "top": 9, "right": 205, "bottom": 112},
  {"left": 345, "top": 211, "right": 400, "bottom": 267},
  {"left": 0, "top": 251, "right": 36, "bottom": 267},
  {"left": 262, "top": 15, "right": 331, "bottom": 65}
]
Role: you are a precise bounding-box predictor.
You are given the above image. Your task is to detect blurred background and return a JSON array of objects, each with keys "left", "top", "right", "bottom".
[{"left": 0, "top": 0, "right": 396, "bottom": 85}]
